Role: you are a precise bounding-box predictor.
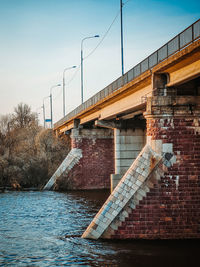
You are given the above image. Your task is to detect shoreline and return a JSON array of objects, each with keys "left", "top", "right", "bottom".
[{"left": 0, "top": 187, "right": 39, "bottom": 193}]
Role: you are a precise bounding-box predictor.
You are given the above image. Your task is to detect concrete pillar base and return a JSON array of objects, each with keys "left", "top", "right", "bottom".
[{"left": 110, "top": 174, "right": 122, "bottom": 192}]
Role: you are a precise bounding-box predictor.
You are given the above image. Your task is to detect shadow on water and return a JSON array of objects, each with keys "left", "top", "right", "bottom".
[
  {"left": 0, "top": 190, "right": 199, "bottom": 266},
  {"left": 98, "top": 239, "right": 200, "bottom": 267}
]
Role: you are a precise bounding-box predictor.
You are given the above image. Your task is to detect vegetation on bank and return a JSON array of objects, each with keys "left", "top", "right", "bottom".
[{"left": 0, "top": 103, "right": 70, "bottom": 190}]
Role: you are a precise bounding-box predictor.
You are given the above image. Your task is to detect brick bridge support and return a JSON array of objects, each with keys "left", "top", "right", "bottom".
[
  {"left": 55, "top": 126, "right": 114, "bottom": 190},
  {"left": 82, "top": 95, "right": 200, "bottom": 239},
  {"left": 133, "top": 95, "right": 200, "bottom": 239}
]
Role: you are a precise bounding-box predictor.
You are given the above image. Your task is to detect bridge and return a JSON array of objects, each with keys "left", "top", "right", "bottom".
[{"left": 46, "top": 19, "right": 200, "bottom": 240}]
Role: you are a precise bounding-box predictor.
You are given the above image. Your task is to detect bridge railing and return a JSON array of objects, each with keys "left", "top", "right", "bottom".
[{"left": 55, "top": 18, "right": 200, "bottom": 129}]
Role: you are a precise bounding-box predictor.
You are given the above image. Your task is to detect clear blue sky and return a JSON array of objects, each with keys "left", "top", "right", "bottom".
[{"left": 0, "top": 0, "right": 200, "bottom": 124}]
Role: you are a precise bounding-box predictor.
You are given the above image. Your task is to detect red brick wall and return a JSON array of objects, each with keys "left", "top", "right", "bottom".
[
  {"left": 56, "top": 129, "right": 114, "bottom": 190},
  {"left": 111, "top": 115, "right": 200, "bottom": 239},
  {"left": 71, "top": 137, "right": 114, "bottom": 190}
]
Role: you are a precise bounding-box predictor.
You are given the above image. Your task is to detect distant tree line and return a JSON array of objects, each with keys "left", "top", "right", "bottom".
[{"left": 0, "top": 103, "right": 70, "bottom": 190}]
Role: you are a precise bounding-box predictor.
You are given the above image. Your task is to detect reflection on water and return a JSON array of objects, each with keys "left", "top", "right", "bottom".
[{"left": 0, "top": 190, "right": 199, "bottom": 266}]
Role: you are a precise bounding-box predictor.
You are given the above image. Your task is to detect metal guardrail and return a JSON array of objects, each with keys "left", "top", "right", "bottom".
[{"left": 55, "top": 18, "right": 200, "bottom": 129}]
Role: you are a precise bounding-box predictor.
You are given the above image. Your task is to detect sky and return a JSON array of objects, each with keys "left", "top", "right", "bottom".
[{"left": 0, "top": 0, "right": 200, "bottom": 126}]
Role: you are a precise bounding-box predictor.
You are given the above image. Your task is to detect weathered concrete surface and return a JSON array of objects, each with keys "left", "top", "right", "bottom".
[
  {"left": 43, "top": 148, "right": 82, "bottom": 190},
  {"left": 114, "top": 128, "right": 146, "bottom": 175},
  {"left": 110, "top": 174, "right": 122, "bottom": 193}
]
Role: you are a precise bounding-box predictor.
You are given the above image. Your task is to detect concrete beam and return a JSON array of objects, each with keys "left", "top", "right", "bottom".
[
  {"left": 74, "top": 119, "right": 80, "bottom": 129},
  {"left": 95, "top": 120, "right": 121, "bottom": 129},
  {"left": 118, "top": 110, "right": 144, "bottom": 120},
  {"left": 167, "top": 54, "right": 200, "bottom": 87}
]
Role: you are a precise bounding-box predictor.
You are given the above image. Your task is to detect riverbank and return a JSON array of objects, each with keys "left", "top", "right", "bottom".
[{"left": 0, "top": 186, "right": 40, "bottom": 192}]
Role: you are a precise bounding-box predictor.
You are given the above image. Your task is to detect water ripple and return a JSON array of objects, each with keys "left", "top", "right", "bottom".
[{"left": 0, "top": 191, "right": 199, "bottom": 266}]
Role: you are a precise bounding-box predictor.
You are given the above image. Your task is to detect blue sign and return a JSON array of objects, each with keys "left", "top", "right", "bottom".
[{"left": 45, "top": 119, "right": 52, "bottom": 122}]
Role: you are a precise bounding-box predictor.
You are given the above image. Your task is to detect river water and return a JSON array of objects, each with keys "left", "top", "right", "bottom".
[{"left": 0, "top": 191, "right": 199, "bottom": 266}]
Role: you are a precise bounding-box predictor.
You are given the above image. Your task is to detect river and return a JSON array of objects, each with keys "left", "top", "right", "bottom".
[{"left": 0, "top": 191, "right": 199, "bottom": 266}]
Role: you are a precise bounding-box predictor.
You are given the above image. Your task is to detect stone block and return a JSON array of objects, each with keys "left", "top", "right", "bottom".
[
  {"left": 136, "top": 180, "right": 142, "bottom": 187},
  {"left": 118, "top": 144, "right": 144, "bottom": 151},
  {"left": 162, "top": 143, "right": 173, "bottom": 153},
  {"left": 119, "top": 166, "right": 130, "bottom": 174},
  {"left": 138, "top": 175, "right": 146, "bottom": 182},
  {"left": 138, "top": 188, "right": 146, "bottom": 197},
  {"left": 123, "top": 136, "right": 144, "bottom": 144},
  {"left": 116, "top": 151, "right": 139, "bottom": 159},
  {"left": 131, "top": 183, "right": 139, "bottom": 191},
  {"left": 96, "top": 225, "right": 104, "bottom": 235}
]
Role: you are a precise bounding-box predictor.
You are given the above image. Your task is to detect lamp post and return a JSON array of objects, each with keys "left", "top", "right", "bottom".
[
  {"left": 81, "top": 35, "right": 99, "bottom": 104},
  {"left": 50, "top": 84, "right": 61, "bottom": 128},
  {"left": 43, "top": 96, "right": 50, "bottom": 128},
  {"left": 120, "top": 0, "right": 124, "bottom": 76},
  {"left": 63, "top": 65, "right": 76, "bottom": 117},
  {"left": 42, "top": 103, "right": 45, "bottom": 128},
  {"left": 35, "top": 106, "right": 43, "bottom": 126}
]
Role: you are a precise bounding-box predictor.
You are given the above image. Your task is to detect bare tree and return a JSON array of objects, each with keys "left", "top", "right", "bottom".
[
  {"left": 0, "top": 115, "right": 12, "bottom": 156},
  {"left": 13, "top": 103, "right": 38, "bottom": 128},
  {"left": 0, "top": 114, "right": 12, "bottom": 135},
  {"left": 0, "top": 103, "right": 70, "bottom": 189}
]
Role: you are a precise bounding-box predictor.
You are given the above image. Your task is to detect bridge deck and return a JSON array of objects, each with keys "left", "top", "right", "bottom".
[{"left": 54, "top": 19, "right": 200, "bottom": 133}]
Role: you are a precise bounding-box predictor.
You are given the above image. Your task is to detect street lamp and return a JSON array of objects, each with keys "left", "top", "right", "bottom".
[
  {"left": 50, "top": 84, "right": 61, "bottom": 128},
  {"left": 120, "top": 0, "right": 124, "bottom": 76},
  {"left": 81, "top": 34, "right": 99, "bottom": 104},
  {"left": 43, "top": 96, "right": 50, "bottom": 128},
  {"left": 63, "top": 65, "right": 76, "bottom": 117},
  {"left": 35, "top": 106, "right": 43, "bottom": 126}
]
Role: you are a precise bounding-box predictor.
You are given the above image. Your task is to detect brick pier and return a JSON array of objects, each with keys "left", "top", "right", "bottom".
[
  {"left": 55, "top": 127, "right": 114, "bottom": 190},
  {"left": 82, "top": 95, "right": 200, "bottom": 240},
  {"left": 111, "top": 96, "right": 200, "bottom": 239}
]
